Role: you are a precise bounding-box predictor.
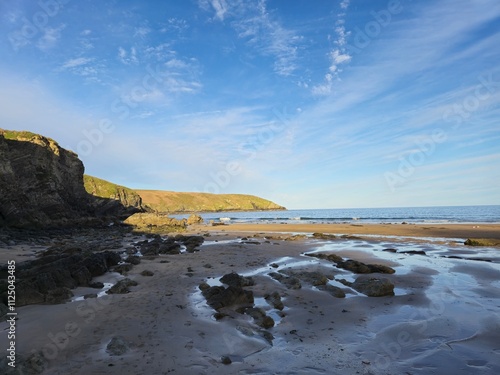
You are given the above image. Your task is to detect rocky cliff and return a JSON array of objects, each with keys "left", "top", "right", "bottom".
[
  {"left": 84, "top": 175, "right": 146, "bottom": 216},
  {"left": 0, "top": 130, "right": 95, "bottom": 228}
]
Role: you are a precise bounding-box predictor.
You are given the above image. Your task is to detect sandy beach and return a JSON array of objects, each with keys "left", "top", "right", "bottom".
[{"left": 1, "top": 223, "right": 500, "bottom": 374}]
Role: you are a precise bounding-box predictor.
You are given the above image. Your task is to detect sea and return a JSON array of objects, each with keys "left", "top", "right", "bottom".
[{"left": 173, "top": 205, "right": 500, "bottom": 225}]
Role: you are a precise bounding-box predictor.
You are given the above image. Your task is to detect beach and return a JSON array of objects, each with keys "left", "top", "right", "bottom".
[{"left": 1, "top": 223, "right": 500, "bottom": 374}]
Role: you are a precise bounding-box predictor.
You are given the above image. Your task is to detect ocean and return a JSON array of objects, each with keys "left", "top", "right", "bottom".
[{"left": 173, "top": 205, "right": 500, "bottom": 224}]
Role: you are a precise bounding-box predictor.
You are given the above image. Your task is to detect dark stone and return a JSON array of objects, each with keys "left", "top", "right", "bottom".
[
  {"left": 201, "top": 285, "right": 254, "bottom": 311},
  {"left": 265, "top": 292, "right": 284, "bottom": 310},
  {"left": 127, "top": 256, "right": 141, "bottom": 265},
  {"left": 400, "top": 250, "right": 426, "bottom": 255},
  {"left": 336, "top": 259, "right": 395, "bottom": 274},
  {"left": 89, "top": 281, "right": 104, "bottom": 289},
  {"left": 351, "top": 276, "right": 395, "bottom": 297},
  {"left": 107, "top": 278, "right": 138, "bottom": 294},
  {"left": 106, "top": 336, "right": 130, "bottom": 356},
  {"left": 220, "top": 272, "right": 255, "bottom": 288},
  {"left": 221, "top": 356, "right": 232, "bottom": 365},
  {"left": 113, "top": 263, "right": 133, "bottom": 275},
  {"left": 305, "top": 252, "right": 344, "bottom": 263},
  {"left": 140, "top": 270, "right": 154, "bottom": 277},
  {"left": 245, "top": 307, "right": 275, "bottom": 328},
  {"left": 269, "top": 272, "right": 301, "bottom": 289},
  {"left": 312, "top": 232, "right": 337, "bottom": 240},
  {"left": 316, "top": 284, "right": 346, "bottom": 298}
]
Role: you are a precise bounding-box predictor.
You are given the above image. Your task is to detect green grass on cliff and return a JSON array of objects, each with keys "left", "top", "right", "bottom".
[
  {"left": 83, "top": 175, "right": 137, "bottom": 199},
  {"left": 135, "top": 190, "right": 285, "bottom": 213},
  {"left": 0, "top": 129, "right": 53, "bottom": 142}
]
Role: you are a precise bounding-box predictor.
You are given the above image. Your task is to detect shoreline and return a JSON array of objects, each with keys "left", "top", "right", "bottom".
[
  {"left": 2, "top": 224, "right": 500, "bottom": 374},
  {"left": 197, "top": 222, "right": 500, "bottom": 241}
]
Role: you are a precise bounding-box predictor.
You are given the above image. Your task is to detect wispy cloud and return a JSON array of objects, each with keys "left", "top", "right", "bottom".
[
  {"left": 36, "top": 25, "right": 65, "bottom": 51},
  {"left": 312, "top": 1, "right": 352, "bottom": 95},
  {"left": 61, "top": 57, "right": 94, "bottom": 69},
  {"left": 118, "top": 47, "right": 139, "bottom": 65},
  {"left": 200, "top": 0, "right": 301, "bottom": 76}
]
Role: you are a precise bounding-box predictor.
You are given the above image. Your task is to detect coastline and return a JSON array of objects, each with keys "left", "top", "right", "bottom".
[
  {"left": 1, "top": 223, "right": 500, "bottom": 374},
  {"left": 198, "top": 222, "right": 500, "bottom": 241}
]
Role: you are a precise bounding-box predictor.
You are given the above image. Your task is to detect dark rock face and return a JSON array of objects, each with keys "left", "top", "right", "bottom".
[
  {"left": 0, "top": 130, "right": 137, "bottom": 228},
  {"left": 265, "top": 292, "right": 284, "bottom": 310},
  {"left": 220, "top": 272, "right": 255, "bottom": 288},
  {"left": 348, "top": 276, "right": 395, "bottom": 297},
  {"left": 269, "top": 272, "right": 302, "bottom": 289},
  {"left": 133, "top": 235, "right": 204, "bottom": 256},
  {"left": 316, "top": 284, "right": 346, "bottom": 298},
  {"left": 106, "top": 336, "right": 130, "bottom": 356},
  {"left": 107, "top": 278, "right": 138, "bottom": 294},
  {"left": 336, "top": 260, "right": 395, "bottom": 274},
  {"left": 5, "top": 247, "right": 121, "bottom": 306},
  {"left": 0, "top": 131, "right": 94, "bottom": 228},
  {"left": 200, "top": 285, "right": 254, "bottom": 311}
]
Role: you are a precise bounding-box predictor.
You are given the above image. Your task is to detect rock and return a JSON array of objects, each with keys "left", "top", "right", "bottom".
[
  {"left": 220, "top": 272, "right": 255, "bottom": 288},
  {"left": 107, "top": 278, "right": 138, "bottom": 294},
  {"left": 281, "top": 270, "right": 330, "bottom": 286},
  {"left": 269, "top": 272, "right": 301, "bottom": 289},
  {"left": 245, "top": 307, "right": 275, "bottom": 328},
  {"left": 123, "top": 213, "right": 187, "bottom": 232},
  {"left": 201, "top": 285, "right": 254, "bottom": 311},
  {"left": 106, "top": 336, "right": 130, "bottom": 356},
  {"left": 305, "top": 252, "right": 344, "bottom": 263},
  {"left": 265, "top": 292, "right": 284, "bottom": 310},
  {"left": 382, "top": 248, "right": 398, "bottom": 253},
  {"left": 113, "top": 263, "right": 133, "bottom": 275},
  {"left": 187, "top": 214, "right": 204, "bottom": 225},
  {"left": 312, "top": 232, "right": 337, "bottom": 240},
  {"left": 7, "top": 249, "right": 120, "bottom": 306},
  {"left": 399, "top": 250, "right": 426, "bottom": 255},
  {"left": 198, "top": 282, "right": 210, "bottom": 291},
  {"left": 140, "top": 270, "right": 154, "bottom": 276},
  {"left": 464, "top": 238, "right": 500, "bottom": 247},
  {"left": 176, "top": 235, "right": 205, "bottom": 252},
  {"left": 221, "top": 356, "right": 232, "bottom": 365},
  {"left": 127, "top": 256, "right": 141, "bottom": 265},
  {"left": 0, "top": 130, "right": 93, "bottom": 228},
  {"left": 84, "top": 294, "right": 98, "bottom": 299},
  {"left": 350, "top": 276, "right": 395, "bottom": 297},
  {"left": 45, "top": 287, "right": 73, "bottom": 304},
  {"left": 89, "top": 281, "right": 104, "bottom": 289},
  {"left": 336, "top": 260, "right": 395, "bottom": 274},
  {"left": 284, "top": 234, "right": 307, "bottom": 241},
  {"left": 316, "top": 284, "right": 346, "bottom": 298}
]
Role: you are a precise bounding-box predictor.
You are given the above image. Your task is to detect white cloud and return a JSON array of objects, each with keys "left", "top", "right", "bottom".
[
  {"left": 134, "top": 26, "right": 151, "bottom": 38},
  {"left": 201, "top": 0, "right": 301, "bottom": 76},
  {"left": 118, "top": 47, "right": 138, "bottom": 65},
  {"left": 36, "top": 25, "right": 65, "bottom": 51},
  {"left": 61, "top": 57, "right": 94, "bottom": 69}
]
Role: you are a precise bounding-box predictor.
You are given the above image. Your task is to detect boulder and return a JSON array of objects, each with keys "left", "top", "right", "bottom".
[
  {"left": 350, "top": 276, "right": 395, "bottom": 297},
  {"left": 269, "top": 272, "right": 301, "bottom": 290},
  {"left": 245, "top": 307, "right": 275, "bottom": 328},
  {"left": 201, "top": 285, "right": 254, "bottom": 311},
  {"left": 316, "top": 284, "right": 346, "bottom": 298},
  {"left": 106, "top": 336, "right": 130, "bottom": 356},
  {"left": 220, "top": 272, "right": 255, "bottom": 288},
  {"left": 107, "top": 278, "right": 138, "bottom": 294},
  {"left": 265, "top": 292, "right": 284, "bottom": 310},
  {"left": 187, "top": 214, "right": 204, "bottom": 225},
  {"left": 336, "top": 260, "right": 395, "bottom": 274}
]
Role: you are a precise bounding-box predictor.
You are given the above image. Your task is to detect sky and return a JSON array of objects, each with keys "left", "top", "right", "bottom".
[{"left": 0, "top": 0, "right": 499, "bottom": 209}]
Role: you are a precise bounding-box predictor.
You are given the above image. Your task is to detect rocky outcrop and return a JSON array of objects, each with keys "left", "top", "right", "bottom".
[
  {"left": 340, "top": 276, "right": 395, "bottom": 297},
  {"left": 2, "top": 245, "right": 121, "bottom": 306},
  {"left": 123, "top": 213, "right": 187, "bottom": 232},
  {"left": 84, "top": 175, "right": 147, "bottom": 217},
  {"left": 0, "top": 129, "right": 139, "bottom": 228},
  {"left": 0, "top": 130, "right": 95, "bottom": 228}
]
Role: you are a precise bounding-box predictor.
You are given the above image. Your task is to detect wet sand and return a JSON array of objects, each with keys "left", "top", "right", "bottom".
[{"left": 1, "top": 225, "right": 500, "bottom": 374}]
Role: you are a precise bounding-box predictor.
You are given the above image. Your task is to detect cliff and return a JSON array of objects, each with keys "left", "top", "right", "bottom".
[
  {"left": 83, "top": 175, "right": 146, "bottom": 215},
  {"left": 0, "top": 129, "right": 94, "bottom": 228},
  {"left": 134, "top": 190, "right": 286, "bottom": 213}
]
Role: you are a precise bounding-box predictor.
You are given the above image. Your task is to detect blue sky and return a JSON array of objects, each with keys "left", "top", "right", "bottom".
[{"left": 1, "top": 0, "right": 499, "bottom": 209}]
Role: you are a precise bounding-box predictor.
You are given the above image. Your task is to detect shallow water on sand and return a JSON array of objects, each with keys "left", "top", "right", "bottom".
[{"left": 191, "top": 236, "right": 500, "bottom": 374}]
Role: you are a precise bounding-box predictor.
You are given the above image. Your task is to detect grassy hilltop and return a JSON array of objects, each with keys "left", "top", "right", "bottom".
[
  {"left": 135, "top": 189, "right": 285, "bottom": 213},
  {"left": 83, "top": 175, "right": 285, "bottom": 213}
]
